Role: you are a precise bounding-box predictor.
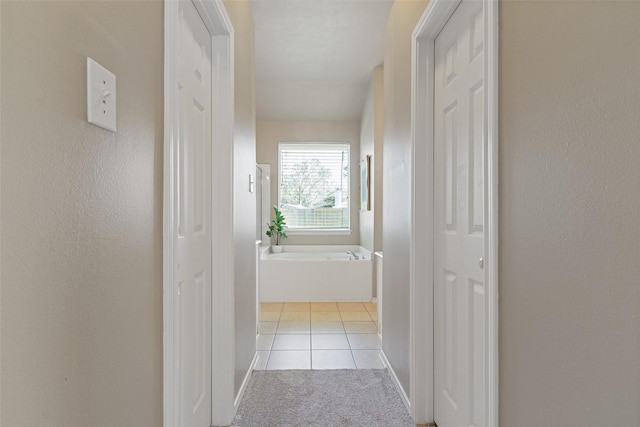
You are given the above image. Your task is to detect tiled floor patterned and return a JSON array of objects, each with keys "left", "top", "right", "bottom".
[{"left": 256, "top": 302, "right": 384, "bottom": 370}]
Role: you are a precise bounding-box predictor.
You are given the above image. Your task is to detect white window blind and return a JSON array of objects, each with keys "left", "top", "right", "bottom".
[{"left": 278, "top": 143, "right": 350, "bottom": 229}]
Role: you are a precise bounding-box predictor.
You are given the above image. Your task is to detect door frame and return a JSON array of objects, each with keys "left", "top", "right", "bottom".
[
  {"left": 410, "top": 0, "right": 499, "bottom": 424},
  {"left": 163, "top": 1, "right": 235, "bottom": 425}
]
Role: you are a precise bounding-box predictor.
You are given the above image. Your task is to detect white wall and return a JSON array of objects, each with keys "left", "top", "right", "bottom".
[
  {"left": 372, "top": 68, "right": 384, "bottom": 256},
  {"left": 1, "top": 2, "right": 163, "bottom": 425},
  {"left": 381, "top": 0, "right": 429, "bottom": 397},
  {"left": 359, "top": 66, "right": 384, "bottom": 296},
  {"left": 499, "top": 1, "right": 640, "bottom": 424},
  {"left": 360, "top": 79, "right": 375, "bottom": 252},
  {"left": 224, "top": 0, "right": 258, "bottom": 398},
  {"left": 359, "top": 66, "right": 384, "bottom": 254},
  {"left": 256, "top": 120, "right": 361, "bottom": 246}
]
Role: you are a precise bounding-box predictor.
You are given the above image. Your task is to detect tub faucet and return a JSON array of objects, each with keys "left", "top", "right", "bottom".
[{"left": 346, "top": 251, "right": 359, "bottom": 260}]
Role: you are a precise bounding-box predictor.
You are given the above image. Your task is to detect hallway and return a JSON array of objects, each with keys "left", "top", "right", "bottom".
[
  {"left": 233, "top": 369, "right": 414, "bottom": 426},
  {"left": 1, "top": 0, "right": 639, "bottom": 426}
]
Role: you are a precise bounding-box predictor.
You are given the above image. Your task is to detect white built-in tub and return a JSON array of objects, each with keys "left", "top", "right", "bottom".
[{"left": 259, "top": 245, "right": 373, "bottom": 302}]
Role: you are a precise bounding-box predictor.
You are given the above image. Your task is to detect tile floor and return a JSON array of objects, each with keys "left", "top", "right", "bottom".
[{"left": 256, "top": 302, "right": 384, "bottom": 370}]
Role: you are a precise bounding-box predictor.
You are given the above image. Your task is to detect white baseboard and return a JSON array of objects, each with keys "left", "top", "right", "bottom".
[
  {"left": 233, "top": 351, "right": 259, "bottom": 413},
  {"left": 379, "top": 350, "right": 411, "bottom": 415}
]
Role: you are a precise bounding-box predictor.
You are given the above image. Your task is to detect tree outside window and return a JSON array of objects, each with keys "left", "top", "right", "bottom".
[{"left": 278, "top": 143, "right": 350, "bottom": 229}]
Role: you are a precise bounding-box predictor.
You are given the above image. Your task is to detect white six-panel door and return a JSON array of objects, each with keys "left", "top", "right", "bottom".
[
  {"left": 434, "top": 0, "right": 486, "bottom": 426},
  {"left": 175, "top": 1, "right": 213, "bottom": 425}
]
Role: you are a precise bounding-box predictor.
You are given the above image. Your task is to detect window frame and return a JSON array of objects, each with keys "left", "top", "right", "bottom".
[{"left": 277, "top": 142, "right": 352, "bottom": 234}]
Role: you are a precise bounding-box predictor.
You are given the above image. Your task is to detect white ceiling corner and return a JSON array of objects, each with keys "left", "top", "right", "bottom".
[{"left": 249, "top": 0, "right": 394, "bottom": 121}]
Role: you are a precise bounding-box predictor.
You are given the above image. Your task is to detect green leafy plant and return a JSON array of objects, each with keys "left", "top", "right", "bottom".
[{"left": 266, "top": 206, "right": 288, "bottom": 246}]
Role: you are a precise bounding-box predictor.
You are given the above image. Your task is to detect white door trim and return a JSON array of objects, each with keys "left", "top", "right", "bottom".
[
  {"left": 410, "top": 0, "right": 499, "bottom": 424},
  {"left": 163, "top": 1, "right": 235, "bottom": 426},
  {"left": 0, "top": 3, "right": 3, "bottom": 421}
]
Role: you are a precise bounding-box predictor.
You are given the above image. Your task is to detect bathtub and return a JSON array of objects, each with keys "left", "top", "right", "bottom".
[{"left": 259, "top": 245, "right": 373, "bottom": 302}]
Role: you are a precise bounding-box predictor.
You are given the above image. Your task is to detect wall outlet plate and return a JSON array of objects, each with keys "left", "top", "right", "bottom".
[{"left": 87, "top": 57, "right": 116, "bottom": 132}]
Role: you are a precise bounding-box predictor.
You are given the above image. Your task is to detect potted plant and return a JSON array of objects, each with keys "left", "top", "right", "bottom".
[{"left": 266, "top": 206, "right": 288, "bottom": 253}]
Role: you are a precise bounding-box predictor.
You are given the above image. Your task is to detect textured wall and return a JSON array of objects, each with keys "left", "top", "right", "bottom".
[
  {"left": 224, "top": 0, "right": 259, "bottom": 398},
  {"left": 499, "top": 1, "right": 640, "bottom": 424},
  {"left": 256, "top": 120, "right": 361, "bottom": 246},
  {"left": 381, "top": 0, "right": 428, "bottom": 397},
  {"left": 0, "top": 1, "right": 163, "bottom": 426}
]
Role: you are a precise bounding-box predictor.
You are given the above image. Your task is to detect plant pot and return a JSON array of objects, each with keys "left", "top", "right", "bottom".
[{"left": 271, "top": 245, "right": 284, "bottom": 254}]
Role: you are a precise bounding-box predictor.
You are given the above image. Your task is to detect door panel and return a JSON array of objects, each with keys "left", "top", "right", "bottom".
[
  {"left": 175, "top": 1, "right": 213, "bottom": 426},
  {"left": 434, "top": 1, "right": 485, "bottom": 426}
]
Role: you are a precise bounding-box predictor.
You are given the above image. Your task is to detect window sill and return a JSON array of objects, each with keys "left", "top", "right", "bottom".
[{"left": 284, "top": 228, "right": 353, "bottom": 236}]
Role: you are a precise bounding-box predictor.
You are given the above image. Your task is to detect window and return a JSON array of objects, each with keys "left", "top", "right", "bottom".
[{"left": 278, "top": 143, "right": 350, "bottom": 230}]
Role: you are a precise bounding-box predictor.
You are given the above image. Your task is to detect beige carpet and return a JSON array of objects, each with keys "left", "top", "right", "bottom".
[{"left": 232, "top": 369, "right": 414, "bottom": 427}]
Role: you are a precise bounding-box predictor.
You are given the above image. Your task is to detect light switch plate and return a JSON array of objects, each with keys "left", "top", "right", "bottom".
[{"left": 87, "top": 57, "right": 116, "bottom": 132}]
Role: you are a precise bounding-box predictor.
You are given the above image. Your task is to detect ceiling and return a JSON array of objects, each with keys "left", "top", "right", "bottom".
[{"left": 249, "top": 0, "right": 394, "bottom": 121}]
